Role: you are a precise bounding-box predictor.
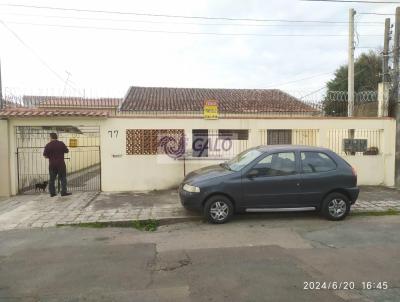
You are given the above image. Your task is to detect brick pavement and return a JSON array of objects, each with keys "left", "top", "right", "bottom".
[{"left": 0, "top": 187, "right": 399, "bottom": 231}]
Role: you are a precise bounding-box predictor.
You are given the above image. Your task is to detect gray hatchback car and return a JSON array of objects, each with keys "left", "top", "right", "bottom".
[{"left": 179, "top": 145, "right": 359, "bottom": 223}]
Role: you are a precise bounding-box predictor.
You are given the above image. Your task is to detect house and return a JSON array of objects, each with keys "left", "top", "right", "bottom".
[
  {"left": 120, "top": 86, "right": 319, "bottom": 116},
  {"left": 1, "top": 95, "right": 121, "bottom": 116},
  {"left": 27, "top": 95, "right": 121, "bottom": 110},
  {"left": 0, "top": 86, "right": 395, "bottom": 196}
]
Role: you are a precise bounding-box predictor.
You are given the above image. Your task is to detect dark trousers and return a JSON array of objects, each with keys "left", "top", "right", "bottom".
[{"left": 49, "top": 166, "right": 67, "bottom": 195}]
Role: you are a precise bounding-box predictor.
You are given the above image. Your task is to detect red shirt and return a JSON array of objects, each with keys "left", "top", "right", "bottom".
[{"left": 43, "top": 140, "right": 69, "bottom": 169}]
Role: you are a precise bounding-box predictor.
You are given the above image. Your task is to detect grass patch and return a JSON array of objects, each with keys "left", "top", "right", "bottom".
[
  {"left": 351, "top": 208, "right": 400, "bottom": 217},
  {"left": 58, "top": 219, "right": 159, "bottom": 231},
  {"left": 131, "top": 220, "right": 158, "bottom": 232}
]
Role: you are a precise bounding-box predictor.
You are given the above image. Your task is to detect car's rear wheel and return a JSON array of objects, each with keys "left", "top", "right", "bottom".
[
  {"left": 204, "top": 195, "right": 233, "bottom": 224},
  {"left": 321, "top": 192, "right": 350, "bottom": 221}
]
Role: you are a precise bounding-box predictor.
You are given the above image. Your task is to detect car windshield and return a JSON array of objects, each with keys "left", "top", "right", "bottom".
[{"left": 226, "top": 148, "right": 263, "bottom": 171}]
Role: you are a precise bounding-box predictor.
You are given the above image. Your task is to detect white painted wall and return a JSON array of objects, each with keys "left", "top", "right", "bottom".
[
  {"left": 0, "top": 119, "right": 11, "bottom": 196},
  {"left": 1, "top": 116, "right": 396, "bottom": 196},
  {"left": 100, "top": 117, "right": 395, "bottom": 191}
]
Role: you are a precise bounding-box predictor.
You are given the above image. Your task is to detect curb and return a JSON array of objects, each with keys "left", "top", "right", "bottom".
[{"left": 56, "top": 215, "right": 202, "bottom": 229}]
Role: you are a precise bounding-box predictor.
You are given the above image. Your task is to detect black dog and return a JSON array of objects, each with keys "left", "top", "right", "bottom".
[{"left": 35, "top": 181, "right": 48, "bottom": 192}]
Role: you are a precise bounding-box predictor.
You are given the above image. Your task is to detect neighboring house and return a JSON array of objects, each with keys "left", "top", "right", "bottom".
[
  {"left": 0, "top": 86, "right": 395, "bottom": 196},
  {"left": 0, "top": 96, "right": 121, "bottom": 119},
  {"left": 3, "top": 95, "right": 121, "bottom": 113},
  {"left": 27, "top": 96, "right": 121, "bottom": 110}
]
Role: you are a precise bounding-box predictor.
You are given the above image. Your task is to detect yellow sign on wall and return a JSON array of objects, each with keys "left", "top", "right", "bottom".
[
  {"left": 69, "top": 138, "right": 78, "bottom": 148},
  {"left": 204, "top": 100, "right": 218, "bottom": 119}
]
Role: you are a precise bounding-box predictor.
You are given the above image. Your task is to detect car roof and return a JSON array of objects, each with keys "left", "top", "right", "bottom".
[{"left": 256, "top": 145, "right": 332, "bottom": 153}]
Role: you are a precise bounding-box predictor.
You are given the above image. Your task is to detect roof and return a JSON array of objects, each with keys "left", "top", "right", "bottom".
[
  {"left": 20, "top": 96, "right": 121, "bottom": 108},
  {"left": 0, "top": 108, "right": 109, "bottom": 117},
  {"left": 120, "top": 86, "right": 317, "bottom": 113}
]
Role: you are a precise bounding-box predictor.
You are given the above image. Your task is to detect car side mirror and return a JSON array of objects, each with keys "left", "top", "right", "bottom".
[{"left": 247, "top": 169, "right": 259, "bottom": 178}]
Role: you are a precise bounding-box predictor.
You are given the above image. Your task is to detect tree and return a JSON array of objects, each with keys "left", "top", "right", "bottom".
[{"left": 324, "top": 51, "right": 382, "bottom": 116}]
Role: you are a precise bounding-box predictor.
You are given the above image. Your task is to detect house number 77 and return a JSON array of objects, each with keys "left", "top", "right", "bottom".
[{"left": 108, "top": 130, "right": 119, "bottom": 138}]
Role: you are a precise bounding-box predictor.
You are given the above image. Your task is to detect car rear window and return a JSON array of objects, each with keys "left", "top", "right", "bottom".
[{"left": 301, "top": 152, "right": 337, "bottom": 173}]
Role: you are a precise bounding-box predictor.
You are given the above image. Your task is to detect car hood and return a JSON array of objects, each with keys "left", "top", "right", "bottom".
[{"left": 184, "top": 164, "right": 234, "bottom": 184}]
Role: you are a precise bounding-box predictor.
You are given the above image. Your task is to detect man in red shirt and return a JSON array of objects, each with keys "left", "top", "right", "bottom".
[{"left": 43, "top": 133, "right": 72, "bottom": 197}]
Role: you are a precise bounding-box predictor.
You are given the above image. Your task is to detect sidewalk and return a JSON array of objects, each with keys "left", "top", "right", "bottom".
[{"left": 0, "top": 186, "right": 400, "bottom": 231}]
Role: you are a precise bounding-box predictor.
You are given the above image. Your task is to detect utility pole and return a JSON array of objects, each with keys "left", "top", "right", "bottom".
[
  {"left": 378, "top": 18, "right": 391, "bottom": 118},
  {"left": 0, "top": 60, "right": 3, "bottom": 110},
  {"left": 383, "top": 18, "right": 391, "bottom": 83},
  {"left": 394, "top": 7, "right": 400, "bottom": 187},
  {"left": 393, "top": 7, "right": 400, "bottom": 105},
  {"left": 348, "top": 8, "right": 356, "bottom": 155},
  {"left": 348, "top": 8, "right": 356, "bottom": 117}
]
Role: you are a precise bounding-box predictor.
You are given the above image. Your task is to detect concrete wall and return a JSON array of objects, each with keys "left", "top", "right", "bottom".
[
  {"left": 1, "top": 116, "right": 396, "bottom": 195},
  {"left": 100, "top": 117, "right": 395, "bottom": 191},
  {"left": 0, "top": 119, "right": 11, "bottom": 196}
]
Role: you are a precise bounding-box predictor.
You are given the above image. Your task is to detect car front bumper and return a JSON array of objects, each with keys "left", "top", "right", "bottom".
[{"left": 178, "top": 184, "right": 203, "bottom": 212}]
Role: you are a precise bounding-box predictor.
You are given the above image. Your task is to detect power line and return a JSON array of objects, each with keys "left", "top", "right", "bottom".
[
  {"left": 0, "top": 12, "right": 384, "bottom": 28},
  {"left": 299, "top": 86, "right": 327, "bottom": 99},
  {"left": 299, "top": 66, "right": 370, "bottom": 99},
  {"left": 302, "top": 0, "right": 400, "bottom": 3},
  {"left": 359, "top": 12, "right": 396, "bottom": 16},
  {"left": 267, "top": 71, "right": 333, "bottom": 88},
  {"left": 356, "top": 46, "right": 381, "bottom": 49},
  {"left": 4, "top": 21, "right": 383, "bottom": 37},
  {"left": 0, "top": 3, "right": 384, "bottom": 24},
  {"left": 0, "top": 20, "right": 76, "bottom": 89}
]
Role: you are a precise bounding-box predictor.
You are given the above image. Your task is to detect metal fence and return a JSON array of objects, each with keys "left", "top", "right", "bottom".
[
  {"left": 15, "top": 126, "right": 101, "bottom": 194},
  {"left": 0, "top": 88, "right": 380, "bottom": 118},
  {"left": 327, "top": 129, "right": 383, "bottom": 156},
  {"left": 260, "top": 129, "right": 319, "bottom": 146},
  {"left": 258, "top": 128, "right": 382, "bottom": 156}
]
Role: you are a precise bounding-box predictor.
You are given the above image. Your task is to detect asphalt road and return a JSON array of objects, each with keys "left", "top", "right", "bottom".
[{"left": 0, "top": 214, "right": 399, "bottom": 302}]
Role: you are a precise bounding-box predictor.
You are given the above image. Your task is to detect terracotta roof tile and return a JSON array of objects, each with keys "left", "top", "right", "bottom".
[
  {"left": 19, "top": 96, "right": 122, "bottom": 108},
  {"left": 120, "top": 86, "right": 317, "bottom": 113},
  {"left": 0, "top": 108, "right": 109, "bottom": 117}
]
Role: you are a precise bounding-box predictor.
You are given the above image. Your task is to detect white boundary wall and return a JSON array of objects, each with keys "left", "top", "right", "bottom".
[
  {"left": 0, "top": 117, "right": 395, "bottom": 195},
  {"left": 100, "top": 117, "right": 395, "bottom": 191}
]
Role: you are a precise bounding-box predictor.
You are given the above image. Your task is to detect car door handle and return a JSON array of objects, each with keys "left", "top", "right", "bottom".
[{"left": 296, "top": 183, "right": 300, "bottom": 186}]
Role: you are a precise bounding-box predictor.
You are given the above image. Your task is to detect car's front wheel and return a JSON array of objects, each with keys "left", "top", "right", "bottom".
[
  {"left": 204, "top": 195, "right": 234, "bottom": 224},
  {"left": 321, "top": 192, "right": 350, "bottom": 221}
]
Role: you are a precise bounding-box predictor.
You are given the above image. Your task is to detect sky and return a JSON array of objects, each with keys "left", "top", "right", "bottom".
[{"left": 0, "top": 0, "right": 398, "bottom": 99}]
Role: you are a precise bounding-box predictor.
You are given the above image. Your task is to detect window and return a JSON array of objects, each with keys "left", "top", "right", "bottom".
[
  {"left": 192, "top": 129, "right": 209, "bottom": 157},
  {"left": 218, "top": 129, "right": 249, "bottom": 140},
  {"left": 267, "top": 130, "right": 292, "bottom": 145},
  {"left": 301, "top": 152, "right": 337, "bottom": 173},
  {"left": 126, "top": 129, "right": 184, "bottom": 155},
  {"left": 226, "top": 148, "right": 263, "bottom": 171},
  {"left": 252, "top": 152, "right": 296, "bottom": 176}
]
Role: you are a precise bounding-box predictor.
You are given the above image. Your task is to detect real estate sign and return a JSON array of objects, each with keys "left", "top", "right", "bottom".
[{"left": 204, "top": 100, "right": 218, "bottom": 119}]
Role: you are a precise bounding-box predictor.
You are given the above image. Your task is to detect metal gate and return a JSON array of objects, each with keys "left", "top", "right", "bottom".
[{"left": 16, "top": 126, "right": 101, "bottom": 194}]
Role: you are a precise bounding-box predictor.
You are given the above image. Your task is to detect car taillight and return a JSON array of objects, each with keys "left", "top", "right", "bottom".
[{"left": 351, "top": 166, "right": 357, "bottom": 176}]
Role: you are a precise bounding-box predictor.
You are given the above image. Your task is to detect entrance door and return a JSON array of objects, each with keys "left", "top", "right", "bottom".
[{"left": 16, "top": 126, "right": 101, "bottom": 194}]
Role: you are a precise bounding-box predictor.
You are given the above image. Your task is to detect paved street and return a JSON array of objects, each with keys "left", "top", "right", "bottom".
[
  {"left": 0, "top": 215, "right": 399, "bottom": 301},
  {"left": 0, "top": 186, "right": 400, "bottom": 231}
]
